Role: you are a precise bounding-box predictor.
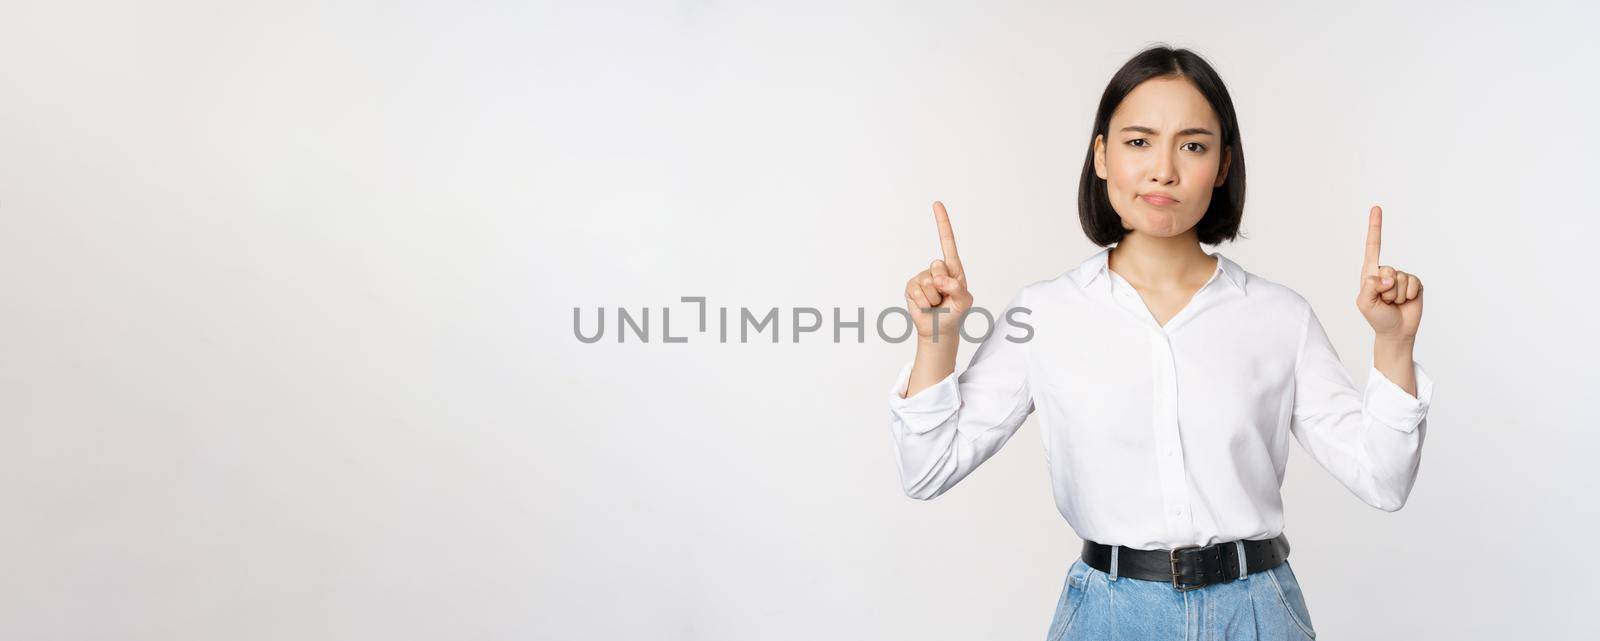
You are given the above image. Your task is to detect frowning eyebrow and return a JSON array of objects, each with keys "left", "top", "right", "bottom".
[{"left": 1120, "top": 125, "right": 1216, "bottom": 136}]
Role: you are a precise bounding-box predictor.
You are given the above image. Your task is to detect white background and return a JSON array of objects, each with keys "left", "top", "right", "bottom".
[{"left": 2, "top": 1, "right": 1596, "bottom": 639}]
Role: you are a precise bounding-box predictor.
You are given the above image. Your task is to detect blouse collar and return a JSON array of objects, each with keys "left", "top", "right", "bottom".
[{"left": 1069, "top": 246, "right": 1249, "bottom": 295}]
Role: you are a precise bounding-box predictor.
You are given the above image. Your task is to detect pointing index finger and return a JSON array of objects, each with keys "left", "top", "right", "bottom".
[
  {"left": 933, "top": 201, "right": 964, "bottom": 277},
  {"left": 1363, "top": 205, "right": 1383, "bottom": 276}
]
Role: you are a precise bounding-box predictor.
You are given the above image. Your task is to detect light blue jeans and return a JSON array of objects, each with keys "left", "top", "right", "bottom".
[{"left": 1046, "top": 546, "right": 1317, "bottom": 640}]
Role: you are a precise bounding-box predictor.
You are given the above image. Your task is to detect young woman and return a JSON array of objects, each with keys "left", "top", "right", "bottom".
[{"left": 887, "top": 46, "right": 1431, "bottom": 640}]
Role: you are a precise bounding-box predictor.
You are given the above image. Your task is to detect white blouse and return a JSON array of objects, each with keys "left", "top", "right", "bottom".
[{"left": 886, "top": 247, "right": 1434, "bottom": 551}]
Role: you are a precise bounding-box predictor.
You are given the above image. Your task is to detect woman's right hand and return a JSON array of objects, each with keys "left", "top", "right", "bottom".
[{"left": 903, "top": 201, "right": 974, "bottom": 344}]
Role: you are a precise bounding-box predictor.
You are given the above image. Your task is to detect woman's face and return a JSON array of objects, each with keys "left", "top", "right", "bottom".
[{"left": 1094, "top": 75, "right": 1231, "bottom": 239}]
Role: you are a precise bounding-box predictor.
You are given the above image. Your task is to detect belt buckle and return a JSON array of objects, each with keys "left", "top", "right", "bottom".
[{"left": 1169, "top": 545, "right": 1204, "bottom": 592}]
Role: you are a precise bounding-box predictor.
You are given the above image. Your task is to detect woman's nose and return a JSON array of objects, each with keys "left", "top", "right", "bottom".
[{"left": 1150, "top": 152, "right": 1178, "bottom": 184}]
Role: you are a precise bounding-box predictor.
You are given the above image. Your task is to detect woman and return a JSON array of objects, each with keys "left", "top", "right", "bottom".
[{"left": 887, "top": 46, "right": 1431, "bottom": 640}]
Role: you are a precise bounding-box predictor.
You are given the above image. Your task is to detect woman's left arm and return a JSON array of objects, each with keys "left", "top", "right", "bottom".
[
  {"left": 1287, "top": 205, "right": 1434, "bottom": 513},
  {"left": 1358, "top": 205, "right": 1424, "bottom": 397}
]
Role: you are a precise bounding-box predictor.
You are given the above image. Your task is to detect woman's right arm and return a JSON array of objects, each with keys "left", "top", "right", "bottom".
[
  {"left": 902, "top": 201, "right": 969, "bottom": 398},
  {"left": 888, "top": 202, "right": 1035, "bottom": 500}
]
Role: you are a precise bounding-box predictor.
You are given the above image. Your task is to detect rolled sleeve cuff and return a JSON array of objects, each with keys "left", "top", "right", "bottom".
[
  {"left": 1365, "top": 360, "right": 1434, "bottom": 433},
  {"left": 888, "top": 360, "right": 961, "bottom": 435}
]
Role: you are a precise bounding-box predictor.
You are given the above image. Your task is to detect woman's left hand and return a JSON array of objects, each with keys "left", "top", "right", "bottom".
[{"left": 1356, "top": 205, "right": 1423, "bottom": 340}]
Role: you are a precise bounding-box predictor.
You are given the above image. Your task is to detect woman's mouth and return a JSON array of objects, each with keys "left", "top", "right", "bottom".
[{"left": 1140, "top": 193, "right": 1178, "bottom": 206}]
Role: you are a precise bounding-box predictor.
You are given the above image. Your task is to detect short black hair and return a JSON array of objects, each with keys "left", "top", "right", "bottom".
[{"left": 1077, "top": 45, "right": 1246, "bottom": 246}]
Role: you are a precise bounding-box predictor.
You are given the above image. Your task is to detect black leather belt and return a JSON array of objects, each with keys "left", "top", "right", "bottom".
[{"left": 1081, "top": 533, "right": 1290, "bottom": 591}]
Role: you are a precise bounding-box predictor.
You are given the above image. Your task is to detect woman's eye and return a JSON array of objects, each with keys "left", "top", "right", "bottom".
[
  {"left": 1182, "top": 142, "right": 1207, "bottom": 153},
  {"left": 1126, "top": 138, "right": 1148, "bottom": 148}
]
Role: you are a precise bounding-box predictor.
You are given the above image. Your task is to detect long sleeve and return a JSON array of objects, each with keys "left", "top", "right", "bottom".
[
  {"left": 1289, "top": 303, "right": 1434, "bottom": 512},
  {"left": 886, "top": 288, "right": 1035, "bottom": 500}
]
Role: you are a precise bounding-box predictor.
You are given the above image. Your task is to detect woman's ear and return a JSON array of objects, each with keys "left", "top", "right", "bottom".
[
  {"left": 1093, "top": 134, "right": 1108, "bottom": 180},
  {"left": 1213, "top": 146, "right": 1232, "bottom": 187}
]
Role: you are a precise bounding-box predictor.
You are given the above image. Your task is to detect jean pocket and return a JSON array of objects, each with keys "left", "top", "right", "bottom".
[
  {"left": 1265, "top": 560, "right": 1317, "bottom": 639},
  {"left": 1068, "top": 557, "right": 1093, "bottom": 587},
  {"left": 1046, "top": 558, "right": 1093, "bottom": 641}
]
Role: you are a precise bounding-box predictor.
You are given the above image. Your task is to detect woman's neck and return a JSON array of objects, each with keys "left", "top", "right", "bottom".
[{"left": 1107, "top": 231, "right": 1216, "bottom": 290}]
